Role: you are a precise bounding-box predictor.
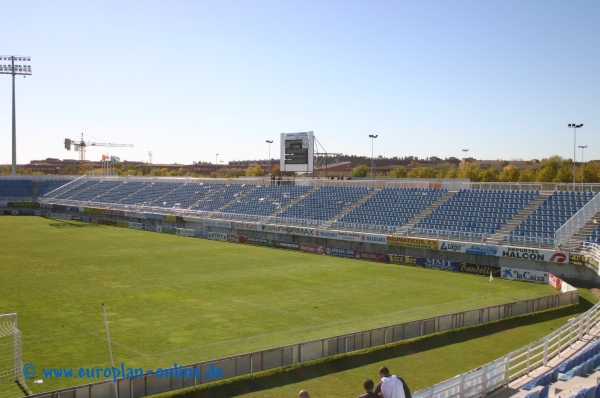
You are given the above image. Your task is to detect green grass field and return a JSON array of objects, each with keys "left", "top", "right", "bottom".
[{"left": 0, "top": 217, "right": 562, "bottom": 394}]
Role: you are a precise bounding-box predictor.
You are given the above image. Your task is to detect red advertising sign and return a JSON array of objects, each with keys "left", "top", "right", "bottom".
[
  {"left": 227, "top": 234, "right": 248, "bottom": 244},
  {"left": 355, "top": 250, "right": 388, "bottom": 263},
  {"left": 299, "top": 243, "right": 326, "bottom": 254},
  {"left": 548, "top": 273, "right": 562, "bottom": 291}
]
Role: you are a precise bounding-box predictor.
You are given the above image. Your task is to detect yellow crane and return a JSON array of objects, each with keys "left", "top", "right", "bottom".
[{"left": 64, "top": 133, "right": 134, "bottom": 172}]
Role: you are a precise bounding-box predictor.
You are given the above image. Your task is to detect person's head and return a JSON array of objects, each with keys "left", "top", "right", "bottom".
[
  {"left": 364, "top": 379, "right": 374, "bottom": 392},
  {"left": 379, "top": 366, "right": 390, "bottom": 377},
  {"left": 299, "top": 390, "right": 310, "bottom": 398}
]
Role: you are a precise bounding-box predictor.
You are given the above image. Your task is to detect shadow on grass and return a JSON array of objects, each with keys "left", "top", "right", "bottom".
[
  {"left": 48, "top": 219, "right": 96, "bottom": 228},
  {"left": 174, "top": 296, "right": 594, "bottom": 398}
]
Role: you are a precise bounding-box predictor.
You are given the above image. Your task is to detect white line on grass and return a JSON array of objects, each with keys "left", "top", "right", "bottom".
[
  {"left": 95, "top": 294, "right": 496, "bottom": 364},
  {"left": 90, "top": 333, "right": 146, "bottom": 356}
]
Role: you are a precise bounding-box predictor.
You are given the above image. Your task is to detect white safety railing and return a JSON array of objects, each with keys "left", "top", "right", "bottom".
[
  {"left": 414, "top": 292, "right": 600, "bottom": 398},
  {"left": 555, "top": 192, "right": 600, "bottom": 250},
  {"left": 42, "top": 175, "right": 85, "bottom": 198},
  {"left": 581, "top": 242, "right": 600, "bottom": 265}
]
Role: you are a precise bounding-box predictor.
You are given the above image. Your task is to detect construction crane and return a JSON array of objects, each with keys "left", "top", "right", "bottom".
[{"left": 64, "top": 133, "right": 134, "bottom": 172}]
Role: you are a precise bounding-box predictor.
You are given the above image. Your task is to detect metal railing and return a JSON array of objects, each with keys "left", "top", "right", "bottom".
[
  {"left": 581, "top": 242, "right": 600, "bottom": 264},
  {"left": 414, "top": 290, "right": 597, "bottom": 398},
  {"left": 555, "top": 192, "right": 600, "bottom": 250},
  {"left": 26, "top": 291, "right": 578, "bottom": 398},
  {"left": 42, "top": 175, "right": 86, "bottom": 199}
]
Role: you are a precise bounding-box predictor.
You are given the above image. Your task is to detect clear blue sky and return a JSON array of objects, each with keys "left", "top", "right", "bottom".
[{"left": 1, "top": 0, "right": 598, "bottom": 166}]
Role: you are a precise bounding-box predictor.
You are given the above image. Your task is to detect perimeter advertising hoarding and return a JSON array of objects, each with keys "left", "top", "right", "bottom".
[
  {"left": 570, "top": 253, "right": 599, "bottom": 272},
  {"left": 388, "top": 254, "right": 420, "bottom": 267},
  {"left": 458, "top": 263, "right": 501, "bottom": 277},
  {"left": 500, "top": 247, "right": 569, "bottom": 263},
  {"left": 227, "top": 234, "right": 248, "bottom": 244},
  {"left": 299, "top": 243, "right": 326, "bottom": 254},
  {"left": 549, "top": 273, "right": 563, "bottom": 290},
  {"left": 204, "top": 220, "right": 232, "bottom": 228},
  {"left": 231, "top": 222, "right": 260, "bottom": 231},
  {"left": 387, "top": 236, "right": 438, "bottom": 250},
  {"left": 274, "top": 241, "right": 299, "bottom": 250},
  {"left": 500, "top": 267, "right": 548, "bottom": 283},
  {"left": 8, "top": 202, "right": 40, "bottom": 207},
  {"left": 246, "top": 237, "right": 273, "bottom": 247},
  {"left": 438, "top": 240, "right": 569, "bottom": 264},
  {"left": 354, "top": 250, "right": 388, "bottom": 263},
  {"left": 208, "top": 232, "right": 227, "bottom": 241},
  {"left": 326, "top": 247, "right": 356, "bottom": 258},
  {"left": 261, "top": 224, "right": 316, "bottom": 237}
]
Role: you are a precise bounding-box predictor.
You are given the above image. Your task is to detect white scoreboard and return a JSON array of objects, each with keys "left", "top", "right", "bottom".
[{"left": 280, "top": 131, "right": 314, "bottom": 173}]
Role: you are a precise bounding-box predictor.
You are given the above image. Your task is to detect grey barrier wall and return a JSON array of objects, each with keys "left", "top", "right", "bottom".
[{"left": 26, "top": 291, "right": 578, "bottom": 398}]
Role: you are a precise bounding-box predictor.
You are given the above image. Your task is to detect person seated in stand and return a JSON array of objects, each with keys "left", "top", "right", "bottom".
[{"left": 358, "top": 379, "right": 378, "bottom": 398}]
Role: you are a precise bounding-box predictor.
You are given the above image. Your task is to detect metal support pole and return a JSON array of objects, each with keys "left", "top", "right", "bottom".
[
  {"left": 573, "top": 127, "right": 576, "bottom": 185},
  {"left": 12, "top": 58, "right": 16, "bottom": 175}
]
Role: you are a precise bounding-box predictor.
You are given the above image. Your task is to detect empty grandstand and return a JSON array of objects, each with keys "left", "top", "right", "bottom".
[{"left": 1, "top": 175, "right": 600, "bottom": 253}]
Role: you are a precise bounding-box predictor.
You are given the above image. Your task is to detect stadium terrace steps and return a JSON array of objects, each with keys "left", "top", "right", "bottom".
[
  {"left": 266, "top": 186, "right": 319, "bottom": 220},
  {"left": 116, "top": 182, "right": 155, "bottom": 204},
  {"left": 396, "top": 191, "right": 455, "bottom": 234},
  {"left": 28, "top": 181, "right": 43, "bottom": 198},
  {"left": 188, "top": 185, "right": 227, "bottom": 209},
  {"left": 146, "top": 183, "right": 185, "bottom": 206},
  {"left": 56, "top": 180, "right": 103, "bottom": 200},
  {"left": 570, "top": 211, "right": 600, "bottom": 249},
  {"left": 88, "top": 181, "right": 127, "bottom": 202},
  {"left": 215, "top": 185, "right": 260, "bottom": 211},
  {"left": 323, "top": 188, "right": 382, "bottom": 229},
  {"left": 491, "top": 193, "right": 552, "bottom": 244}
]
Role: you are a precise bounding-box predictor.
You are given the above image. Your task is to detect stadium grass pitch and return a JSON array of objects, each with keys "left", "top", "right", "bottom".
[{"left": 0, "top": 216, "right": 560, "bottom": 393}]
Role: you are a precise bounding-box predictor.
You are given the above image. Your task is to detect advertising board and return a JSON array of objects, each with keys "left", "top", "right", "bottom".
[
  {"left": 326, "top": 247, "right": 355, "bottom": 258},
  {"left": 274, "top": 241, "right": 298, "bottom": 250},
  {"left": 354, "top": 250, "right": 388, "bottom": 263},
  {"left": 570, "top": 253, "right": 599, "bottom": 272},
  {"left": 204, "top": 220, "right": 232, "bottom": 228},
  {"left": 548, "top": 273, "right": 563, "bottom": 290},
  {"left": 500, "top": 267, "right": 548, "bottom": 283},
  {"left": 387, "top": 236, "right": 438, "bottom": 250},
  {"left": 208, "top": 232, "right": 227, "bottom": 241},
  {"left": 438, "top": 240, "right": 569, "bottom": 263},
  {"left": 299, "top": 243, "right": 326, "bottom": 254},
  {"left": 231, "top": 222, "right": 260, "bottom": 231},
  {"left": 227, "top": 234, "right": 249, "bottom": 244},
  {"left": 388, "top": 254, "right": 420, "bottom": 267},
  {"left": 457, "top": 263, "right": 501, "bottom": 277},
  {"left": 129, "top": 222, "right": 143, "bottom": 230}
]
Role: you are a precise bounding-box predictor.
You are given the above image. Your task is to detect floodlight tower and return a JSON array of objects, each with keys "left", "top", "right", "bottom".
[
  {"left": 579, "top": 145, "right": 587, "bottom": 184},
  {"left": 148, "top": 151, "right": 153, "bottom": 174},
  {"left": 0, "top": 56, "right": 32, "bottom": 175},
  {"left": 369, "top": 135, "right": 378, "bottom": 177},
  {"left": 568, "top": 124, "right": 583, "bottom": 185},
  {"left": 266, "top": 140, "right": 273, "bottom": 174}
]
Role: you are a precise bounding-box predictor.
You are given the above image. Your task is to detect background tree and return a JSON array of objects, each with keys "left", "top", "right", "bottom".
[
  {"left": 498, "top": 166, "right": 519, "bottom": 182},
  {"left": 58, "top": 166, "right": 79, "bottom": 175},
  {"left": 387, "top": 166, "right": 407, "bottom": 178},
  {"left": 350, "top": 164, "right": 369, "bottom": 177},
  {"left": 245, "top": 165, "right": 265, "bottom": 176},
  {"left": 479, "top": 168, "right": 500, "bottom": 182},
  {"left": 518, "top": 169, "right": 536, "bottom": 182},
  {"left": 225, "top": 170, "right": 245, "bottom": 178},
  {"left": 407, "top": 167, "right": 436, "bottom": 178}
]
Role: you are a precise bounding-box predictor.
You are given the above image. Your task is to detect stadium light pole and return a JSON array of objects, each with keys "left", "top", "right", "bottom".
[
  {"left": 579, "top": 145, "right": 587, "bottom": 184},
  {"left": 568, "top": 124, "right": 583, "bottom": 185},
  {"left": 148, "top": 151, "right": 153, "bottom": 174},
  {"left": 369, "top": 135, "right": 378, "bottom": 177},
  {"left": 215, "top": 154, "right": 219, "bottom": 171},
  {"left": 462, "top": 149, "right": 469, "bottom": 178},
  {"left": 0, "top": 56, "right": 32, "bottom": 175},
  {"left": 266, "top": 140, "right": 273, "bottom": 175}
]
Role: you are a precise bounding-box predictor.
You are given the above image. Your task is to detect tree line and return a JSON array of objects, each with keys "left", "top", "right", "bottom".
[
  {"left": 3, "top": 156, "right": 600, "bottom": 183},
  {"left": 350, "top": 156, "right": 600, "bottom": 183}
]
